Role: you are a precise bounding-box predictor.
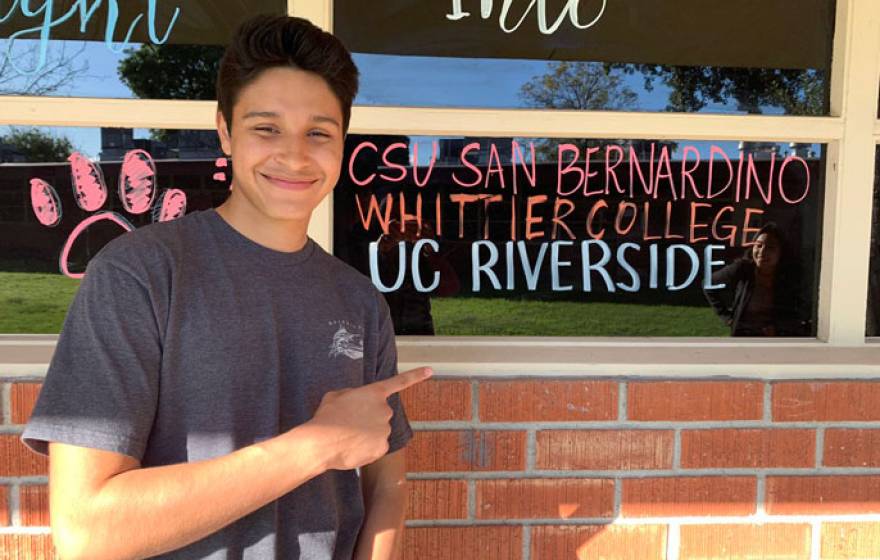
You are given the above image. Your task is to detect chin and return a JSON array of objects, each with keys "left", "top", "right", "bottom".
[{"left": 266, "top": 208, "right": 313, "bottom": 222}]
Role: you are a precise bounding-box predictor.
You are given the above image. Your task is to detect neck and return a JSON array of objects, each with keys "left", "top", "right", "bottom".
[{"left": 215, "top": 197, "right": 309, "bottom": 253}]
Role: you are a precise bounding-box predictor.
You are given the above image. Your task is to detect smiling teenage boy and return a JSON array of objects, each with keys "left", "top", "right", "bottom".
[{"left": 21, "top": 15, "right": 431, "bottom": 560}]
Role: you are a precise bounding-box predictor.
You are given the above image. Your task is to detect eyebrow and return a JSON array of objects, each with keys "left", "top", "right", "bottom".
[{"left": 241, "top": 111, "right": 341, "bottom": 129}]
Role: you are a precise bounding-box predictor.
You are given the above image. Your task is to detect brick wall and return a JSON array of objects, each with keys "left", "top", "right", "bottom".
[
  {"left": 398, "top": 379, "right": 880, "bottom": 560},
  {"left": 2, "top": 377, "right": 879, "bottom": 559}
]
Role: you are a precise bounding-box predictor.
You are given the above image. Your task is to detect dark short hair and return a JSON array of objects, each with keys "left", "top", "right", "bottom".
[{"left": 216, "top": 15, "right": 359, "bottom": 134}]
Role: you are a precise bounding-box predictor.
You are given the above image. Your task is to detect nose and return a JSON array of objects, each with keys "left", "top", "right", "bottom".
[{"left": 274, "top": 138, "right": 310, "bottom": 169}]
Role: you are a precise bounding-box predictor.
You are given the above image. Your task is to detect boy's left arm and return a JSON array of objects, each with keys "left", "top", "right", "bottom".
[{"left": 354, "top": 448, "right": 408, "bottom": 560}]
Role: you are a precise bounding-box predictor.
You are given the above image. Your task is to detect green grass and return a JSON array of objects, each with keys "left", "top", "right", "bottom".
[
  {"left": 0, "top": 272, "right": 730, "bottom": 337},
  {"left": 431, "top": 297, "right": 730, "bottom": 336},
  {"left": 1, "top": 272, "right": 81, "bottom": 333}
]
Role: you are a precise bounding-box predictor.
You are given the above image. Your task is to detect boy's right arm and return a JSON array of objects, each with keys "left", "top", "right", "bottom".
[{"left": 50, "top": 367, "right": 431, "bottom": 560}]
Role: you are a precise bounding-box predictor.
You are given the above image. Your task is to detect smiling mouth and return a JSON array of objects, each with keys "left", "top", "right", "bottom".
[{"left": 261, "top": 173, "right": 317, "bottom": 191}]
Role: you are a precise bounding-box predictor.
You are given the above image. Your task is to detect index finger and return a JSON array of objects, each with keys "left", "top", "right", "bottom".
[{"left": 372, "top": 367, "right": 433, "bottom": 397}]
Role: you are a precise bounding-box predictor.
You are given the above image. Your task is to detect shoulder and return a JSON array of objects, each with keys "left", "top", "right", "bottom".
[
  {"left": 310, "top": 243, "right": 386, "bottom": 311},
  {"left": 89, "top": 212, "right": 204, "bottom": 278},
  {"left": 721, "top": 257, "right": 752, "bottom": 278}
]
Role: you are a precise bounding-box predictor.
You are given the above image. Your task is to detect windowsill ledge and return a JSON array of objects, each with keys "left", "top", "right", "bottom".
[{"left": 3, "top": 335, "right": 880, "bottom": 379}]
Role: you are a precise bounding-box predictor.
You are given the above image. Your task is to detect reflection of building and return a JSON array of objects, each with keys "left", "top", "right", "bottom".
[
  {"left": 99, "top": 128, "right": 220, "bottom": 161},
  {"left": 437, "top": 137, "right": 515, "bottom": 165}
]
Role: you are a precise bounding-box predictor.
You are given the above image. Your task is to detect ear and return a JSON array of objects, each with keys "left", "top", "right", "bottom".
[{"left": 216, "top": 110, "right": 232, "bottom": 156}]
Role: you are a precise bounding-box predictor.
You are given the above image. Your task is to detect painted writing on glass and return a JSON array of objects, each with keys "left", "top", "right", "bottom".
[
  {"left": 348, "top": 139, "right": 816, "bottom": 298},
  {"left": 0, "top": 0, "right": 180, "bottom": 75},
  {"left": 446, "top": 0, "right": 607, "bottom": 34},
  {"left": 369, "top": 239, "right": 727, "bottom": 294},
  {"left": 350, "top": 141, "right": 812, "bottom": 205},
  {"left": 28, "top": 149, "right": 187, "bottom": 279}
]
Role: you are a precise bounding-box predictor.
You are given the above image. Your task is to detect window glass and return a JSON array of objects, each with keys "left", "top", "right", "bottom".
[
  {"left": 867, "top": 146, "right": 880, "bottom": 336},
  {"left": 334, "top": 135, "right": 824, "bottom": 336},
  {"left": 339, "top": 0, "right": 834, "bottom": 115},
  {"left": 0, "top": 1, "right": 286, "bottom": 99},
  {"left": 0, "top": 125, "right": 228, "bottom": 333}
]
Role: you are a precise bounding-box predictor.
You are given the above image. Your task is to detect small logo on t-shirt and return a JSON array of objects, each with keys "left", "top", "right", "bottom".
[{"left": 329, "top": 323, "right": 363, "bottom": 360}]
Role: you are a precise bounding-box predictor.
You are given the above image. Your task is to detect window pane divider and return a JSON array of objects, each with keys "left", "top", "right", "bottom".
[
  {"left": 816, "top": 0, "right": 880, "bottom": 344},
  {"left": 0, "top": 96, "right": 846, "bottom": 143}
]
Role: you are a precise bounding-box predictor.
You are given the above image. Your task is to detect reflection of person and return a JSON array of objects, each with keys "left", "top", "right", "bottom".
[
  {"left": 22, "top": 16, "right": 432, "bottom": 560},
  {"left": 377, "top": 218, "right": 460, "bottom": 335},
  {"left": 704, "top": 223, "right": 804, "bottom": 336}
]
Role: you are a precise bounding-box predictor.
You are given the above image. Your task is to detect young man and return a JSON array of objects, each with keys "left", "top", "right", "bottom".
[{"left": 22, "top": 15, "right": 430, "bottom": 560}]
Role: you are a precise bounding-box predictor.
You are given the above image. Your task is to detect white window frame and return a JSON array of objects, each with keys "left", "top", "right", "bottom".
[{"left": 2, "top": 0, "right": 879, "bottom": 377}]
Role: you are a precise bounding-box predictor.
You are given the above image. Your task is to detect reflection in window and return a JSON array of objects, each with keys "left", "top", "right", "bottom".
[
  {"left": 340, "top": 0, "right": 834, "bottom": 115},
  {"left": 0, "top": 126, "right": 229, "bottom": 332},
  {"left": 0, "top": 1, "right": 285, "bottom": 99},
  {"left": 334, "top": 135, "right": 824, "bottom": 337},
  {"left": 354, "top": 56, "right": 828, "bottom": 116}
]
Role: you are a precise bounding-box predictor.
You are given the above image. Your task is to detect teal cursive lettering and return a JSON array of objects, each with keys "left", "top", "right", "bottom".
[{"left": 2, "top": 0, "right": 181, "bottom": 75}]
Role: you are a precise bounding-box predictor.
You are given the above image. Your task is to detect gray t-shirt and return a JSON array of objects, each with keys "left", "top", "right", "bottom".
[{"left": 22, "top": 208, "right": 412, "bottom": 560}]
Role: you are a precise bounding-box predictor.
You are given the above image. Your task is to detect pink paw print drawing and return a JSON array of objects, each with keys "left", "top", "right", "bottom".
[{"left": 29, "top": 149, "right": 187, "bottom": 279}]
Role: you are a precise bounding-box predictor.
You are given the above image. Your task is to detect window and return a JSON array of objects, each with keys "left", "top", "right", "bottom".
[
  {"left": 334, "top": 135, "right": 824, "bottom": 336},
  {"left": 337, "top": 0, "right": 834, "bottom": 115},
  {"left": 1, "top": 0, "right": 878, "bottom": 366},
  {"left": 0, "top": 1, "right": 286, "bottom": 99},
  {"left": 0, "top": 125, "right": 228, "bottom": 333}
]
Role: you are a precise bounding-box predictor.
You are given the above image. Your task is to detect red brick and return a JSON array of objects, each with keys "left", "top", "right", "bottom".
[
  {"left": 531, "top": 525, "right": 667, "bottom": 560},
  {"left": 406, "top": 479, "right": 467, "bottom": 520},
  {"left": 20, "top": 485, "right": 49, "bottom": 527},
  {"left": 536, "top": 430, "right": 673, "bottom": 471},
  {"left": 766, "top": 476, "right": 880, "bottom": 515},
  {"left": 824, "top": 429, "right": 880, "bottom": 467},
  {"left": 11, "top": 383, "right": 42, "bottom": 425},
  {"left": 406, "top": 430, "right": 525, "bottom": 472},
  {"left": 773, "top": 382, "right": 880, "bottom": 421},
  {"left": 401, "top": 379, "right": 471, "bottom": 422},
  {"left": 0, "top": 486, "right": 8, "bottom": 526},
  {"left": 680, "top": 524, "right": 811, "bottom": 560},
  {"left": 0, "top": 534, "right": 56, "bottom": 560},
  {"left": 821, "top": 522, "right": 880, "bottom": 559},
  {"left": 628, "top": 381, "right": 763, "bottom": 421},
  {"left": 476, "top": 478, "right": 614, "bottom": 519},
  {"left": 0, "top": 435, "right": 47, "bottom": 476},
  {"left": 622, "top": 477, "right": 756, "bottom": 517},
  {"left": 681, "top": 429, "right": 815, "bottom": 469},
  {"left": 479, "top": 380, "right": 617, "bottom": 422},
  {"left": 403, "top": 526, "right": 522, "bottom": 560}
]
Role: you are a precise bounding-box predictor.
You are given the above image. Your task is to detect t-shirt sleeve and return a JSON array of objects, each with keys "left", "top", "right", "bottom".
[
  {"left": 21, "top": 253, "right": 161, "bottom": 460},
  {"left": 372, "top": 292, "right": 413, "bottom": 455}
]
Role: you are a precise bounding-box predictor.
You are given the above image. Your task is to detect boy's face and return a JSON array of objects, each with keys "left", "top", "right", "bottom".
[{"left": 216, "top": 66, "right": 345, "bottom": 224}]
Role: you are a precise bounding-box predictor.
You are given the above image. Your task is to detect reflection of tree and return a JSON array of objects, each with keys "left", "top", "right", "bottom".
[
  {"left": 0, "top": 41, "right": 88, "bottom": 95},
  {"left": 118, "top": 44, "right": 224, "bottom": 100},
  {"left": 616, "top": 65, "right": 826, "bottom": 115},
  {"left": 118, "top": 44, "right": 224, "bottom": 143},
  {"left": 519, "top": 61, "right": 669, "bottom": 161},
  {"left": 520, "top": 61, "right": 637, "bottom": 111},
  {"left": 0, "top": 127, "right": 74, "bottom": 162}
]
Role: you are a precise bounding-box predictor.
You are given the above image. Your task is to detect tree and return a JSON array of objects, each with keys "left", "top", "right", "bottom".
[
  {"left": 117, "top": 44, "right": 224, "bottom": 144},
  {"left": 520, "top": 61, "right": 638, "bottom": 112},
  {"left": 118, "top": 44, "right": 224, "bottom": 101},
  {"left": 0, "top": 127, "right": 75, "bottom": 162},
  {"left": 616, "top": 64, "right": 826, "bottom": 115},
  {"left": 519, "top": 61, "right": 669, "bottom": 161},
  {"left": 0, "top": 40, "right": 88, "bottom": 96}
]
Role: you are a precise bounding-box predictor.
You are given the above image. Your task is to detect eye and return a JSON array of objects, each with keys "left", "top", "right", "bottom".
[
  {"left": 254, "top": 126, "right": 279, "bottom": 134},
  {"left": 308, "top": 130, "right": 332, "bottom": 138}
]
